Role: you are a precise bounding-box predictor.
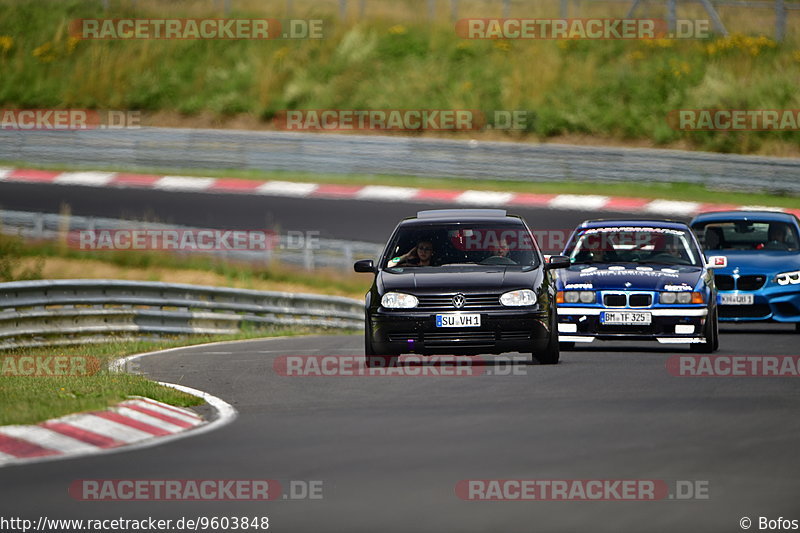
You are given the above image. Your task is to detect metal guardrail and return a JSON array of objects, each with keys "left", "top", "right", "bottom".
[
  {"left": 0, "top": 209, "right": 383, "bottom": 272},
  {"left": 0, "top": 279, "right": 364, "bottom": 350},
  {"left": 1, "top": 128, "right": 799, "bottom": 195}
]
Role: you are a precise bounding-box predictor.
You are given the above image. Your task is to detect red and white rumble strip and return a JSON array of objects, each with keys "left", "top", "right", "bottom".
[
  {"left": 0, "top": 167, "right": 796, "bottom": 218},
  {"left": 0, "top": 397, "right": 203, "bottom": 467}
]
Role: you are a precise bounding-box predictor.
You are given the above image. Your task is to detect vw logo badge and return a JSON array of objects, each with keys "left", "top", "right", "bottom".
[{"left": 452, "top": 293, "right": 466, "bottom": 309}]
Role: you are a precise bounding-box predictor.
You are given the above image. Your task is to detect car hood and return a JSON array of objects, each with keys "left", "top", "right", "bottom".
[
  {"left": 556, "top": 263, "right": 703, "bottom": 291},
  {"left": 705, "top": 250, "right": 800, "bottom": 275},
  {"left": 379, "top": 266, "right": 541, "bottom": 294}
]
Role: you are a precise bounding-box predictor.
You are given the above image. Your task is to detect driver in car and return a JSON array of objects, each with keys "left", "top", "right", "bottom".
[
  {"left": 388, "top": 240, "right": 434, "bottom": 267},
  {"left": 759, "top": 224, "right": 794, "bottom": 251}
]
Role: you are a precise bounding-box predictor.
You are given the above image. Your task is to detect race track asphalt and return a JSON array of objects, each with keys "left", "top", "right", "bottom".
[
  {"left": 1, "top": 181, "right": 796, "bottom": 533},
  {"left": 1, "top": 327, "right": 798, "bottom": 533},
  {"left": 0, "top": 181, "right": 674, "bottom": 243}
]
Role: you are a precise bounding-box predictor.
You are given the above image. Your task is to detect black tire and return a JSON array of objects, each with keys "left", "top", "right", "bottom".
[
  {"left": 534, "top": 313, "right": 560, "bottom": 364},
  {"left": 690, "top": 308, "right": 718, "bottom": 353},
  {"left": 795, "top": 323, "right": 800, "bottom": 333}
]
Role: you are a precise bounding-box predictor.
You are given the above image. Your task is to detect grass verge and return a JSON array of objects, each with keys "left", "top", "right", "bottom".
[{"left": 0, "top": 327, "right": 345, "bottom": 426}]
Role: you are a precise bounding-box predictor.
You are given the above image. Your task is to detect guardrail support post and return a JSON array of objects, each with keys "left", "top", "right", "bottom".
[
  {"left": 667, "top": 0, "right": 677, "bottom": 33},
  {"left": 776, "top": 0, "right": 787, "bottom": 40},
  {"left": 304, "top": 242, "right": 314, "bottom": 270},
  {"left": 343, "top": 244, "right": 353, "bottom": 273}
]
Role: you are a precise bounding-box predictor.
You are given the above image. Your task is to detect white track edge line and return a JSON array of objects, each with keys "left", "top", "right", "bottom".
[{"left": 0, "top": 346, "right": 240, "bottom": 468}]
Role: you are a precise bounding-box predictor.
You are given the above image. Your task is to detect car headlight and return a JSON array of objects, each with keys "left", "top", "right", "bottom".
[
  {"left": 564, "top": 291, "right": 579, "bottom": 303},
  {"left": 660, "top": 292, "right": 677, "bottom": 304},
  {"left": 776, "top": 270, "right": 800, "bottom": 286},
  {"left": 676, "top": 292, "right": 693, "bottom": 304},
  {"left": 578, "top": 291, "right": 596, "bottom": 303},
  {"left": 381, "top": 292, "right": 419, "bottom": 309},
  {"left": 500, "top": 289, "right": 537, "bottom": 307},
  {"left": 661, "top": 292, "right": 704, "bottom": 304},
  {"left": 561, "top": 291, "right": 594, "bottom": 304}
]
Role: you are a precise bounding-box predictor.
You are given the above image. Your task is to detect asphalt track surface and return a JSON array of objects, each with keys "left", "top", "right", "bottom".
[
  {"left": 0, "top": 181, "right": 675, "bottom": 244},
  {"left": 1, "top": 329, "right": 799, "bottom": 532},
  {"left": 1, "top": 181, "right": 798, "bottom": 532}
]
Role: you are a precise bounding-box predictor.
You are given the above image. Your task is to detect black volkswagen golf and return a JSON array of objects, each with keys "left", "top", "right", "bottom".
[{"left": 354, "top": 209, "right": 569, "bottom": 367}]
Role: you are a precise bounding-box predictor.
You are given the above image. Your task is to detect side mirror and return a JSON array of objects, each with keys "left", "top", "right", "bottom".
[
  {"left": 705, "top": 256, "right": 727, "bottom": 269},
  {"left": 354, "top": 259, "right": 377, "bottom": 273},
  {"left": 545, "top": 255, "right": 570, "bottom": 270}
]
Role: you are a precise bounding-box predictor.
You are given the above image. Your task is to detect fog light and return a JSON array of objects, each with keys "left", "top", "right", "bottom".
[
  {"left": 675, "top": 325, "right": 695, "bottom": 334},
  {"left": 558, "top": 323, "right": 577, "bottom": 333}
]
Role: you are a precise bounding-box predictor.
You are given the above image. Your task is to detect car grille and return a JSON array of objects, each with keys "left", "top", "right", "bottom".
[
  {"left": 423, "top": 331, "right": 496, "bottom": 346},
  {"left": 416, "top": 293, "right": 502, "bottom": 311},
  {"left": 715, "top": 274, "right": 766, "bottom": 291},
  {"left": 388, "top": 331, "right": 531, "bottom": 346},
  {"left": 719, "top": 304, "right": 771, "bottom": 319},
  {"left": 598, "top": 324, "right": 654, "bottom": 334},
  {"left": 737, "top": 275, "right": 766, "bottom": 291},
  {"left": 715, "top": 275, "right": 735, "bottom": 290},
  {"left": 629, "top": 294, "right": 653, "bottom": 307},
  {"left": 602, "top": 293, "right": 652, "bottom": 308},
  {"left": 604, "top": 294, "right": 627, "bottom": 307}
]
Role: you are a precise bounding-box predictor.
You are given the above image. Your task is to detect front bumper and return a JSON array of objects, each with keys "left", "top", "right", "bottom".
[
  {"left": 717, "top": 285, "right": 800, "bottom": 323},
  {"left": 368, "top": 308, "right": 551, "bottom": 355},
  {"left": 556, "top": 305, "right": 708, "bottom": 343}
]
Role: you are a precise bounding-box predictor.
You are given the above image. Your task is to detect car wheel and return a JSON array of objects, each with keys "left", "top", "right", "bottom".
[
  {"left": 533, "top": 314, "right": 560, "bottom": 365},
  {"left": 690, "top": 308, "right": 718, "bottom": 353},
  {"left": 795, "top": 323, "right": 800, "bottom": 333}
]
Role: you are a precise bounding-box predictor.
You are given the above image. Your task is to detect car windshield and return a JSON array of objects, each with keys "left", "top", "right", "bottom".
[
  {"left": 382, "top": 222, "right": 540, "bottom": 269},
  {"left": 692, "top": 220, "right": 800, "bottom": 252},
  {"left": 565, "top": 226, "right": 702, "bottom": 266}
]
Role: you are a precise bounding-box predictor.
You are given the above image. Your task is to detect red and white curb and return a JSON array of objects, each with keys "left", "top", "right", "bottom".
[
  {"left": 0, "top": 397, "right": 209, "bottom": 467},
  {"left": 1, "top": 167, "right": 796, "bottom": 218},
  {"left": 0, "top": 346, "right": 238, "bottom": 468}
]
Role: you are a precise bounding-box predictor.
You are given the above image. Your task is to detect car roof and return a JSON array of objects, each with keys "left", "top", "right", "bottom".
[
  {"left": 576, "top": 219, "right": 690, "bottom": 230},
  {"left": 690, "top": 210, "right": 800, "bottom": 225},
  {"left": 400, "top": 209, "right": 524, "bottom": 225}
]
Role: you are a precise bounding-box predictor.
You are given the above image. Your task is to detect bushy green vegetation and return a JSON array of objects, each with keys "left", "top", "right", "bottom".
[{"left": 0, "top": 0, "right": 799, "bottom": 153}]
